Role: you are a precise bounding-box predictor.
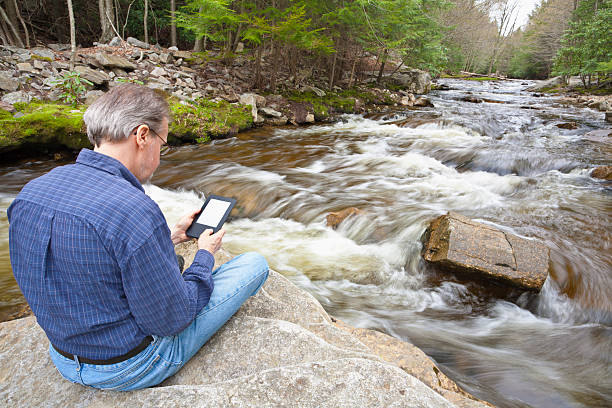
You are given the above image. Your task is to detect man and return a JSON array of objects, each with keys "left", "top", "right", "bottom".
[{"left": 7, "top": 84, "right": 269, "bottom": 391}]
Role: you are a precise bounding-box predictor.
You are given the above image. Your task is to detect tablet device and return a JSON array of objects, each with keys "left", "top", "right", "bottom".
[{"left": 186, "top": 195, "right": 236, "bottom": 238}]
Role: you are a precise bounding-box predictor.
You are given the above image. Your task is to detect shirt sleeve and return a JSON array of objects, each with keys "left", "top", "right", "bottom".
[{"left": 121, "top": 225, "right": 214, "bottom": 336}]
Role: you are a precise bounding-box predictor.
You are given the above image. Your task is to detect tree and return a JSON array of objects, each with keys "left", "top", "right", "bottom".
[
  {"left": 553, "top": 0, "right": 612, "bottom": 86},
  {"left": 0, "top": 0, "right": 26, "bottom": 47},
  {"left": 144, "top": 0, "right": 149, "bottom": 44},
  {"left": 99, "top": 0, "right": 115, "bottom": 43},
  {"left": 67, "top": 0, "right": 76, "bottom": 69},
  {"left": 171, "top": 0, "right": 177, "bottom": 46}
]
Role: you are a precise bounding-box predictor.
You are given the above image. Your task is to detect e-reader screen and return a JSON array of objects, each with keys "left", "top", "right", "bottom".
[
  {"left": 186, "top": 195, "right": 236, "bottom": 238},
  {"left": 195, "top": 199, "right": 231, "bottom": 228}
]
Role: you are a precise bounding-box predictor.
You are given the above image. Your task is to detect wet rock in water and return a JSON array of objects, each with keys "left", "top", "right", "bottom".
[
  {"left": 387, "top": 69, "right": 431, "bottom": 94},
  {"left": 582, "top": 129, "right": 612, "bottom": 143},
  {"left": 556, "top": 122, "right": 578, "bottom": 130},
  {"left": 591, "top": 166, "right": 612, "bottom": 180},
  {"left": 421, "top": 212, "right": 549, "bottom": 291},
  {"left": 0, "top": 245, "right": 485, "bottom": 408},
  {"left": 606, "top": 112, "right": 612, "bottom": 123},
  {"left": 525, "top": 76, "right": 563, "bottom": 91},
  {"left": 326, "top": 207, "right": 363, "bottom": 229},
  {"left": 413, "top": 97, "right": 434, "bottom": 107},
  {"left": 462, "top": 96, "right": 483, "bottom": 103}
]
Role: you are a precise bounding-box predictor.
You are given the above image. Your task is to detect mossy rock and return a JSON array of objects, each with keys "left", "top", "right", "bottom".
[
  {"left": 0, "top": 102, "right": 88, "bottom": 155},
  {"left": 169, "top": 98, "right": 253, "bottom": 142},
  {"left": 286, "top": 90, "right": 358, "bottom": 120}
]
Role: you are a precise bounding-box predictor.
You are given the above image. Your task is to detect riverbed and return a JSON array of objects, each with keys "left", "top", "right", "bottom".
[{"left": 1, "top": 79, "right": 610, "bottom": 407}]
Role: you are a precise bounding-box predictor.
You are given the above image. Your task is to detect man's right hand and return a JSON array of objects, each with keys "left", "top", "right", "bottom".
[{"left": 198, "top": 228, "right": 225, "bottom": 255}]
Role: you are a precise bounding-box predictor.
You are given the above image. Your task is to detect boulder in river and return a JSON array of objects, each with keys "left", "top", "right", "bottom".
[
  {"left": 462, "top": 96, "right": 483, "bottom": 103},
  {"left": 326, "top": 207, "right": 363, "bottom": 229},
  {"left": 386, "top": 69, "right": 431, "bottom": 94},
  {"left": 591, "top": 166, "right": 612, "bottom": 180},
  {"left": 606, "top": 112, "right": 612, "bottom": 123},
  {"left": 421, "top": 212, "right": 549, "bottom": 291},
  {"left": 525, "top": 76, "right": 564, "bottom": 91},
  {"left": 556, "top": 122, "right": 578, "bottom": 130},
  {"left": 0, "top": 246, "right": 489, "bottom": 408}
]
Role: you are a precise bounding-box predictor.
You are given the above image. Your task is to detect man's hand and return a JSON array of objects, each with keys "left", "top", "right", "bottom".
[
  {"left": 198, "top": 228, "right": 225, "bottom": 255},
  {"left": 171, "top": 208, "right": 200, "bottom": 245}
]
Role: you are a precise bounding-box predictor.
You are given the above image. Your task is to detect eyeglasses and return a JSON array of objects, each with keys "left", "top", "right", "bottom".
[{"left": 147, "top": 127, "right": 170, "bottom": 156}]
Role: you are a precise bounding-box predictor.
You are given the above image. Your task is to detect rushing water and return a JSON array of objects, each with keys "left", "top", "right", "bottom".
[{"left": 1, "top": 79, "right": 610, "bottom": 407}]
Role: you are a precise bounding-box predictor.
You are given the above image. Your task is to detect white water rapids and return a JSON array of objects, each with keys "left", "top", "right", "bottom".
[{"left": 1, "top": 79, "right": 610, "bottom": 407}]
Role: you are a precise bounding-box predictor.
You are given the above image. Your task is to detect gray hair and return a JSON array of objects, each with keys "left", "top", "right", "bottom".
[{"left": 83, "top": 84, "right": 170, "bottom": 146}]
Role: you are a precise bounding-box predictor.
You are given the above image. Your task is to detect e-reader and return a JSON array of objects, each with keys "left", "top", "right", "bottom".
[{"left": 186, "top": 195, "right": 236, "bottom": 238}]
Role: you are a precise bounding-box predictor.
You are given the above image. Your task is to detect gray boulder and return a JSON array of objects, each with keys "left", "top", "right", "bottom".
[
  {"left": 108, "top": 37, "right": 122, "bottom": 47},
  {"left": 422, "top": 212, "right": 549, "bottom": 291},
  {"left": 525, "top": 76, "right": 564, "bottom": 91},
  {"left": 259, "top": 107, "right": 282, "bottom": 118},
  {"left": 127, "top": 37, "right": 150, "bottom": 49},
  {"left": 16, "top": 62, "right": 35, "bottom": 73},
  {"left": 386, "top": 69, "right": 432, "bottom": 94},
  {"left": 2, "top": 91, "right": 31, "bottom": 105},
  {"left": 74, "top": 65, "right": 110, "bottom": 85},
  {"left": 31, "top": 48, "right": 55, "bottom": 60},
  {"left": 0, "top": 246, "right": 489, "bottom": 407},
  {"left": 0, "top": 71, "right": 18, "bottom": 92},
  {"left": 95, "top": 53, "right": 136, "bottom": 71}
]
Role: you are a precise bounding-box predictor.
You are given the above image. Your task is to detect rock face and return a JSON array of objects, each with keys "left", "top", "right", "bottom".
[
  {"left": 421, "top": 212, "right": 549, "bottom": 291},
  {"left": 0, "top": 246, "right": 490, "bottom": 407},
  {"left": 387, "top": 69, "right": 431, "bottom": 94}
]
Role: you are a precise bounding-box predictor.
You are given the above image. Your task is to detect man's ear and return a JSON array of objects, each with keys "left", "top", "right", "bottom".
[{"left": 134, "top": 125, "right": 149, "bottom": 150}]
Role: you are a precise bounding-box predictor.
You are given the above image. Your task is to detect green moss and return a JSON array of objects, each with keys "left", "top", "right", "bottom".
[
  {"left": 169, "top": 98, "right": 253, "bottom": 142},
  {"left": 0, "top": 102, "right": 88, "bottom": 152},
  {"left": 286, "top": 90, "right": 358, "bottom": 120},
  {"left": 30, "top": 54, "right": 53, "bottom": 62}
]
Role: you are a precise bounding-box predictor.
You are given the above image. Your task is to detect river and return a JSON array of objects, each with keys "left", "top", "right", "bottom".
[{"left": 1, "top": 79, "right": 610, "bottom": 407}]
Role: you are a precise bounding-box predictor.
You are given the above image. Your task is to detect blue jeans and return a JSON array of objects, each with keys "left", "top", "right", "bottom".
[{"left": 49, "top": 252, "right": 269, "bottom": 391}]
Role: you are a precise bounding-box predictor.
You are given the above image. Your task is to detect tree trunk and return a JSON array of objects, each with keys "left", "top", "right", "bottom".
[
  {"left": 170, "top": 0, "right": 177, "bottom": 47},
  {"left": 99, "top": 0, "right": 114, "bottom": 43},
  {"left": 11, "top": 0, "right": 29, "bottom": 48},
  {"left": 254, "top": 44, "right": 263, "bottom": 89},
  {"left": 329, "top": 52, "right": 337, "bottom": 90},
  {"left": 143, "top": 0, "right": 149, "bottom": 44},
  {"left": 0, "top": 5, "right": 23, "bottom": 47},
  {"left": 376, "top": 49, "right": 388, "bottom": 84},
  {"left": 67, "top": 0, "right": 76, "bottom": 70}
]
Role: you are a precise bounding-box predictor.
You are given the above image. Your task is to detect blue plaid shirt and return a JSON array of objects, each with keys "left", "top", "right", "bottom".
[{"left": 8, "top": 149, "right": 214, "bottom": 360}]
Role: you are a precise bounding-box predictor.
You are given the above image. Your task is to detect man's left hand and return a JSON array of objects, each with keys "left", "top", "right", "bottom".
[{"left": 171, "top": 208, "right": 200, "bottom": 245}]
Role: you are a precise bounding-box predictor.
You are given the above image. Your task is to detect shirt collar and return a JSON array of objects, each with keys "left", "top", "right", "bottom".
[{"left": 76, "top": 149, "right": 144, "bottom": 192}]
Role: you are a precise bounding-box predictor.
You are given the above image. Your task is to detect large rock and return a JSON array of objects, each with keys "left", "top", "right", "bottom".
[
  {"left": 74, "top": 65, "right": 110, "bottom": 85},
  {"left": 1, "top": 91, "right": 31, "bottom": 105},
  {"left": 591, "top": 166, "right": 612, "bottom": 180},
  {"left": 0, "top": 245, "right": 489, "bottom": 408},
  {"left": 386, "top": 69, "right": 431, "bottom": 94},
  {"left": 0, "top": 71, "right": 18, "bottom": 92},
  {"left": 126, "top": 37, "right": 150, "bottom": 49},
  {"left": 525, "top": 76, "right": 564, "bottom": 91},
  {"left": 606, "top": 112, "right": 612, "bottom": 123},
  {"left": 95, "top": 53, "right": 136, "bottom": 71},
  {"left": 421, "top": 212, "right": 549, "bottom": 291}
]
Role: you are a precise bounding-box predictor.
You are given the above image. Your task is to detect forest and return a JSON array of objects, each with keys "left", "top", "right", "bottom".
[{"left": 0, "top": 0, "right": 610, "bottom": 85}]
